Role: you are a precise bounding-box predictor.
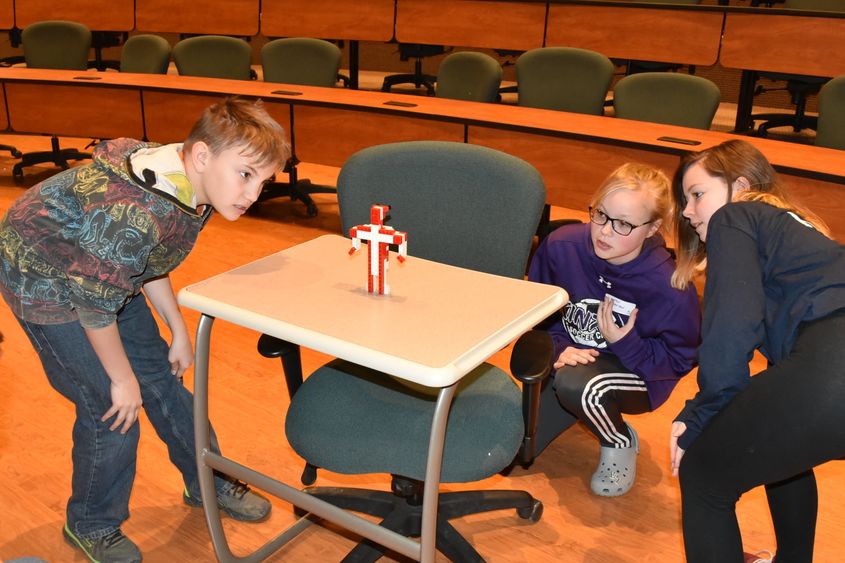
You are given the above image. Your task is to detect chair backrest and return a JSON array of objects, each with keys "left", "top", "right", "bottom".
[
  {"left": 261, "top": 37, "right": 341, "bottom": 87},
  {"left": 435, "top": 51, "right": 503, "bottom": 103},
  {"left": 120, "top": 34, "right": 171, "bottom": 74},
  {"left": 816, "top": 74, "right": 845, "bottom": 150},
  {"left": 173, "top": 35, "right": 252, "bottom": 80},
  {"left": 516, "top": 47, "right": 614, "bottom": 115},
  {"left": 22, "top": 20, "right": 91, "bottom": 70},
  {"left": 613, "top": 72, "right": 721, "bottom": 129},
  {"left": 337, "top": 141, "right": 546, "bottom": 280}
]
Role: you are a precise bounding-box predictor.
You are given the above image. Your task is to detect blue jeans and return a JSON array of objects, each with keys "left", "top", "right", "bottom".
[{"left": 16, "top": 293, "right": 226, "bottom": 539}]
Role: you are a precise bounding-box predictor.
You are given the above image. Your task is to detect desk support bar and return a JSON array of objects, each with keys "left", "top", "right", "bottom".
[
  {"left": 193, "top": 313, "right": 424, "bottom": 562},
  {"left": 421, "top": 383, "right": 458, "bottom": 563}
]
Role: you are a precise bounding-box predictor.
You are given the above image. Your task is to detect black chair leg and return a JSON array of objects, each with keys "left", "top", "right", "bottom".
[{"left": 12, "top": 136, "right": 91, "bottom": 181}]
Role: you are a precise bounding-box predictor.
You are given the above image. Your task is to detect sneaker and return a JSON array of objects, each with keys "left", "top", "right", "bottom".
[
  {"left": 183, "top": 479, "right": 271, "bottom": 522},
  {"left": 63, "top": 524, "right": 142, "bottom": 563},
  {"left": 590, "top": 423, "right": 639, "bottom": 497},
  {"left": 744, "top": 550, "right": 774, "bottom": 563}
]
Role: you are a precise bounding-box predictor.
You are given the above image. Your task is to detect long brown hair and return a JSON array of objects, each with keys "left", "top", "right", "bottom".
[{"left": 671, "top": 139, "right": 829, "bottom": 288}]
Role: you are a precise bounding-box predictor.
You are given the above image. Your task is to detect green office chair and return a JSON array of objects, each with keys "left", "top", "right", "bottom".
[
  {"left": 816, "top": 74, "right": 845, "bottom": 150},
  {"left": 173, "top": 35, "right": 253, "bottom": 80},
  {"left": 258, "top": 141, "right": 555, "bottom": 562},
  {"left": 14, "top": 20, "right": 93, "bottom": 180},
  {"left": 435, "top": 51, "right": 503, "bottom": 103},
  {"left": 120, "top": 34, "right": 171, "bottom": 74},
  {"left": 516, "top": 47, "right": 614, "bottom": 115},
  {"left": 258, "top": 37, "right": 344, "bottom": 216},
  {"left": 261, "top": 37, "right": 341, "bottom": 87},
  {"left": 613, "top": 72, "right": 721, "bottom": 129},
  {"left": 750, "top": 0, "right": 843, "bottom": 137}
]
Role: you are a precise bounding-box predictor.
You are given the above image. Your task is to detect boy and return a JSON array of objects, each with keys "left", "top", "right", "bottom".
[{"left": 0, "top": 98, "right": 289, "bottom": 563}]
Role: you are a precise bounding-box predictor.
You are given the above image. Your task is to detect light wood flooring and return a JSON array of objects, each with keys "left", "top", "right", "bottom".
[{"left": 0, "top": 135, "right": 842, "bottom": 562}]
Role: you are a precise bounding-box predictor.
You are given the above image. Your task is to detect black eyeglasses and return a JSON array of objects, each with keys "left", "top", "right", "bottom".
[{"left": 588, "top": 207, "right": 654, "bottom": 236}]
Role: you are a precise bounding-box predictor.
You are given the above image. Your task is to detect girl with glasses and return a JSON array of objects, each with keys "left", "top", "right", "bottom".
[
  {"left": 669, "top": 139, "right": 844, "bottom": 563},
  {"left": 528, "top": 162, "right": 701, "bottom": 496}
]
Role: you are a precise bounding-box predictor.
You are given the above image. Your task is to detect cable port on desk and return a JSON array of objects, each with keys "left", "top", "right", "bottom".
[
  {"left": 383, "top": 100, "right": 418, "bottom": 107},
  {"left": 73, "top": 76, "right": 102, "bottom": 80},
  {"left": 271, "top": 90, "right": 303, "bottom": 96},
  {"left": 657, "top": 136, "right": 701, "bottom": 146}
]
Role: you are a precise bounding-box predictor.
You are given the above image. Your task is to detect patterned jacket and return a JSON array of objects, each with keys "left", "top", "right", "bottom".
[{"left": 0, "top": 138, "right": 211, "bottom": 328}]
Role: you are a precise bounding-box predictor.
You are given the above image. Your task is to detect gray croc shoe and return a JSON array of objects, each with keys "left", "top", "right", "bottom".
[{"left": 590, "top": 423, "right": 639, "bottom": 497}]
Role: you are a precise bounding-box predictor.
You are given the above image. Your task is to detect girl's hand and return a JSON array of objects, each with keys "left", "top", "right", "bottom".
[
  {"left": 168, "top": 332, "right": 194, "bottom": 380},
  {"left": 670, "top": 421, "right": 687, "bottom": 476},
  {"left": 554, "top": 346, "right": 600, "bottom": 369},
  {"left": 598, "top": 295, "right": 637, "bottom": 344},
  {"left": 102, "top": 377, "right": 143, "bottom": 434}
]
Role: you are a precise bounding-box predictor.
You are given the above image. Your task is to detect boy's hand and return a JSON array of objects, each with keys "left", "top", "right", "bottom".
[
  {"left": 102, "top": 377, "right": 143, "bottom": 434},
  {"left": 169, "top": 332, "right": 194, "bottom": 380},
  {"left": 554, "top": 346, "right": 600, "bottom": 369},
  {"left": 598, "top": 295, "right": 637, "bottom": 344},
  {"left": 670, "top": 421, "right": 687, "bottom": 476}
]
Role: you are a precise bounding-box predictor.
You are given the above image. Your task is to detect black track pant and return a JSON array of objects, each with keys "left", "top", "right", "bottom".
[
  {"left": 534, "top": 354, "right": 651, "bottom": 454},
  {"left": 680, "top": 312, "right": 845, "bottom": 563}
]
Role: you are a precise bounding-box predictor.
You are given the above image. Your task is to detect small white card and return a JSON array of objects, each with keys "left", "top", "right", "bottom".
[{"left": 606, "top": 293, "right": 636, "bottom": 316}]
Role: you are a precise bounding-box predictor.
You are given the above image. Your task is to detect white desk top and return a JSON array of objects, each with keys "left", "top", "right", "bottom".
[{"left": 178, "top": 235, "right": 567, "bottom": 387}]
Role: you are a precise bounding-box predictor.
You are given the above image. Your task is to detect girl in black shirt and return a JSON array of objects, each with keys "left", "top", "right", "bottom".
[{"left": 669, "top": 140, "right": 845, "bottom": 563}]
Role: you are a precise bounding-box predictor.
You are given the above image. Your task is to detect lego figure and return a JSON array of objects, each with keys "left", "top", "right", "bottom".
[{"left": 349, "top": 204, "right": 408, "bottom": 295}]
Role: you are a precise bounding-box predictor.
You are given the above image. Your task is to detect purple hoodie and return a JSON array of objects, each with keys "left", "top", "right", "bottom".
[{"left": 528, "top": 223, "right": 701, "bottom": 409}]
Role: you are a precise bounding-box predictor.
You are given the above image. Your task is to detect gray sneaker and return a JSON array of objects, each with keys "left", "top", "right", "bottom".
[
  {"left": 183, "top": 480, "right": 271, "bottom": 522},
  {"left": 63, "top": 524, "right": 142, "bottom": 563}
]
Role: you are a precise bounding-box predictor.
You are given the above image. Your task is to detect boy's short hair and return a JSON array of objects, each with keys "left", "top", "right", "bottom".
[{"left": 184, "top": 97, "right": 290, "bottom": 171}]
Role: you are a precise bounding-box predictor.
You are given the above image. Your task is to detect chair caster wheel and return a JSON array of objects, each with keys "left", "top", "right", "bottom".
[
  {"left": 11, "top": 149, "right": 22, "bottom": 158},
  {"left": 305, "top": 202, "right": 318, "bottom": 217},
  {"left": 517, "top": 499, "right": 543, "bottom": 523}
]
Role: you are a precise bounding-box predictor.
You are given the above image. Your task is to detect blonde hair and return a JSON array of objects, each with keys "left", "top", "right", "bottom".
[
  {"left": 184, "top": 97, "right": 290, "bottom": 171},
  {"left": 590, "top": 162, "right": 672, "bottom": 234},
  {"left": 671, "top": 139, "right": 829, "bottom": 289}
]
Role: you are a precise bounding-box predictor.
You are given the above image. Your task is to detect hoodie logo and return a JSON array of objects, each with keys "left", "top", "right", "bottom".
[
  {"left": 562, "top": 299, "right": 607, "bottom": 349},
  {"left": 598, "top": 275, "right": 612, "bottom": 289}
]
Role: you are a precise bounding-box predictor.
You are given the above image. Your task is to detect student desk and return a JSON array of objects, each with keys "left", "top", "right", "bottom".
[
  {"left": 177, "top": 234, "right": 567, "bottom": 562},
  {"left": 721, "top": 9, "right": 845, "bottom": 131},
  {"left": 0, "top": 68, "right": 843, "bottom": 239}
]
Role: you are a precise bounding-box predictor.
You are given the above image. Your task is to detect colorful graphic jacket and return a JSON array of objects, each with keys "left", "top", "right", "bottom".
[{"left": 0, "top": 138, "right": 212, "bottom": 329}]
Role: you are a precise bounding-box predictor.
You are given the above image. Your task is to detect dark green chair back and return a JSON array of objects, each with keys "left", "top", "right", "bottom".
[
  {"left": 173, "top": 35, "right": 252, "bottom": 80},
  {"left": 22, "top": 20, "right": 91, "bottom": 70},
  {"left": 516, "top": 47, "right": 614, "bottom": 115},
  {"left": 816, "top": 75, "right": 845, "bottom": 150},
  {"left": 435, "top": 51, "right": 502, "bottom": 103},
  {"left": 120, "top": 34, "right": 171, "bottom": 74},
  {"left": 261, "top": 37, "right": 341, "bottom": 87},
  {"left": 337, "top": 141, "right": 546, "bottom": 280},
  {"left": 613, "top": 72, "right": 721, "bottom": 129}
]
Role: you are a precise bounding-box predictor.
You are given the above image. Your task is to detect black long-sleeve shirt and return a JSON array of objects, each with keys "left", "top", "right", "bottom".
[{"left": 676, "top": 201, "right": 845, "bottom": 449}]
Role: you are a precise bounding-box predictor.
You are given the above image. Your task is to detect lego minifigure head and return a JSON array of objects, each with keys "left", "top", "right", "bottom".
[{"left": 370, "top": 204, "right": 391, "bottom": 225}]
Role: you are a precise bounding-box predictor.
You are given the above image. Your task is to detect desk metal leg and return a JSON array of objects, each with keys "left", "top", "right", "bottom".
[
  {"left": 734, "top": 70, "right": 758, "bottom": 133},
  {"left": 420, "top": 383, "right": 458, "bottom": 563},
  {"left": 193, "top": 314, "right": 240, "bottom": 560}
]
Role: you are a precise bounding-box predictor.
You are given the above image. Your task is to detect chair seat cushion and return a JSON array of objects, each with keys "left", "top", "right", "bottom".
[{"left": 285, "top": 359, "right": 524, "bottom": 483}]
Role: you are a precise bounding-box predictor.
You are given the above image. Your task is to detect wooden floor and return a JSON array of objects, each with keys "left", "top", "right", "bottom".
[{"left": 0, "top": 135, "right": 843, "bottom": 563}]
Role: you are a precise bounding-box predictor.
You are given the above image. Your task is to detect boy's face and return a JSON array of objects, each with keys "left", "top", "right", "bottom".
[{"left": 191, "top": 142, "right": 279, "bottom": 221}]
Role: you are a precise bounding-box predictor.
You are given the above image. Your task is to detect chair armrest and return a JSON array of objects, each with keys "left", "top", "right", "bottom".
[
  {"left": 510, "top": 330, "right": 554, "bottom": 466},
  {"left": 257, "top": 334, "right": 304, "bottom": 399},
  {"left": 510, "top": 329, "right": 554, "bottom": 384}
]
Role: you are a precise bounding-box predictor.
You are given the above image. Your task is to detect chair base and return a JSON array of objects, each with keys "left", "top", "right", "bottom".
[
  {"left": 12, "top": 136, "right": 91, "bottom": 181},
  {"left": 299, "top": 480, "right": 542, "bottom": 562},
  {"left": 257, "top": 178, "right": 336, "bottom": 217},
  {"left": 381, "top": 55, "right": 438, "bottom": 95}
]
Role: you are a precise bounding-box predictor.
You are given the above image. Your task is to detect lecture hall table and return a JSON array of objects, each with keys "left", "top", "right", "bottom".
[
  {"left": 178, "top": 234, "right": 567, "bottom": 562},
  {"left": 0, "top": 67, "right": 843, "bottom": 240}
]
